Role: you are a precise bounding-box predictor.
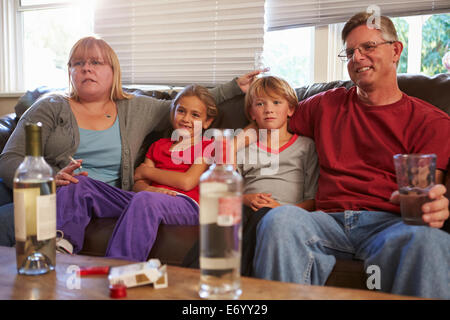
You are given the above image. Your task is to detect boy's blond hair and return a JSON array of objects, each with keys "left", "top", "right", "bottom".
[{"left": 244, "top": 76, "right": 298, "bottom": 122}]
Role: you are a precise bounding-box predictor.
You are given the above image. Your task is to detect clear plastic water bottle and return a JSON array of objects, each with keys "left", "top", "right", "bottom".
[{"left": 198, "top": 132, "right": 243, "bottom": 299}]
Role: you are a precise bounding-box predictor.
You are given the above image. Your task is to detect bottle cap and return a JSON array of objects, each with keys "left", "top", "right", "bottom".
[{"left": 109, "top": 282, "right": 127, "bottom": 299}]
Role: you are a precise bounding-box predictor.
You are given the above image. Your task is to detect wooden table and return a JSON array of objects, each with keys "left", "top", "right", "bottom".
[{"left": 0, "top": 246, "right": 418, "bottom": 300}]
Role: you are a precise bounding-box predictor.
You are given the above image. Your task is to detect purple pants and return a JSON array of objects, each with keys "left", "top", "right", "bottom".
[{"left": 56, "top": 176, "right": 199, "bottom": 261}]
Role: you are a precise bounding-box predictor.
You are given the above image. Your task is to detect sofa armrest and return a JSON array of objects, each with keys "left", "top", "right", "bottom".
[{"left": 0, "top": 113, "right": 17, "bottom": 153}]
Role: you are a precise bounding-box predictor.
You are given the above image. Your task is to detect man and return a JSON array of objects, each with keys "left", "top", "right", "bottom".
[{"left": 252, "top": 12, "right": 450, "bottom": 299}]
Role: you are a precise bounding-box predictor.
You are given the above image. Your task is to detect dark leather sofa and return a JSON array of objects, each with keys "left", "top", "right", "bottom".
[{"left": 1, "top": 73, "right": 449, "bottom": 290}]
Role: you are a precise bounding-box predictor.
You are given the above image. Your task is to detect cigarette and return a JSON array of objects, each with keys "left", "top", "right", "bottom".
[{"left": 69, "top": 156, "right": 82, "bottom": 169}]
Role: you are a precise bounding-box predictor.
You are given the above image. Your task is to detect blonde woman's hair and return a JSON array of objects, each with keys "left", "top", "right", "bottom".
[
  {"left": 67, "top": 36, "right": 133, "bottom": 101},
  {"left": 341, "top": 12, "right": 399, "bottom": 44},
  {"left": 244, "top": 76, "right": 298, "bottom": 122},
  {"left": 170, "top": 85, "right": 218, "bottom": 123}
]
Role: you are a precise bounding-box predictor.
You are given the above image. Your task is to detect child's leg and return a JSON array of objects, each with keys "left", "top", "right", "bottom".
[
  {"left": 56, "top": 176, "right": 135, "bottom": 253},
  {"left": 105, "top": 191, "right": 198, "bottom": 261},
  {"left": 241, "top": 206, "right": 271, "bottom": 276}
]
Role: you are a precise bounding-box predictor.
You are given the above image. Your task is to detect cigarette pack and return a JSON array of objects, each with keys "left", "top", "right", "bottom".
[{"left": 108, "top": 259, "right": 168, "bottom": 289}]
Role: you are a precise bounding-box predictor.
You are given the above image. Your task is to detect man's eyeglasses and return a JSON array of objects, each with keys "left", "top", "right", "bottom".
[
  {"left": 338, "top": 41, "right": 395, "bottom": 62},
  {"left": 69, "top": 59, "right": 107, "bottom": 69}
]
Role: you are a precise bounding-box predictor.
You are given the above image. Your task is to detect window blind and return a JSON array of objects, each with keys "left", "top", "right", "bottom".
[
  {"left": 94, "top": 0, "right": 265, "bottom": 86},
  {"left": 0, "top": 0, "right": 22, "bottom": 92},
  {"left": 266, "top": 0, "right": 450, "bottom": 30}
]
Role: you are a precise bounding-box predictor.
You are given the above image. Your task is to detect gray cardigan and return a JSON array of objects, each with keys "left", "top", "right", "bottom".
[{"left": 0, "top": 80, "right": 243, "bottom": 190}]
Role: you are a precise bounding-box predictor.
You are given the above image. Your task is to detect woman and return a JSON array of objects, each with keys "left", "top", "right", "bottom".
[{"left": 0, "top": 36, "right": 260, "bottom": 248}]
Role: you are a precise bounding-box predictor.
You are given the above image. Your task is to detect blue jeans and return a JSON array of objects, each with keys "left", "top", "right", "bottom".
[
  {"left": 253, "top": 205, "right": 450, "bottom": 299},
  {"left": 0, "top": 179, "right": 14, "bottom": 247},
  {"left": 0, "top": 179, "right": 12, "bottom": 205}
]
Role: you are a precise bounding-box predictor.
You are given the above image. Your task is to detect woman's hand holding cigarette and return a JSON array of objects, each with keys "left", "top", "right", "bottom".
[{"left": 54, "top": 157, "right": 88, "bottom": 186}]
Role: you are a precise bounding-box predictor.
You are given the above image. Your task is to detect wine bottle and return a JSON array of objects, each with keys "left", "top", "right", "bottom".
[{"left": 13, "top": 122, "right": 56, "bottom": 275}]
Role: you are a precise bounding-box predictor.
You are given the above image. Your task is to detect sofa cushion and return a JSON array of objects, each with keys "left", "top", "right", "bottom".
[
  {"left": 14, "top": 86, "right": 65, "bottom": 119},
  {"left": 398, "top": 73, "right": 450, "bottom": 114},
  {"left": 325, "top": 259, "right": 367, "bottom": 289},
  {"left": 296, "top": 80, "right": 354, "bottom": 101},
  {"left": 79, "top": 218, "right": 117, "bottom": 257},
  {"left": 80, "top": 219, "right": 199, "bottom": 266},
  {"left": 295, "top": 73, "right": 450, "bottom": 115}
]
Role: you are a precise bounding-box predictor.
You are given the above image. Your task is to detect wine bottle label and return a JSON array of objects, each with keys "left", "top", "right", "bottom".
[
  {"left": 13, "top": 189, "right": 37, "bottom": 242},
  {"left": 217, "top": 196, "right": 242, "bottom": 226},
  {"left": 13, "top": 189, "right": 56, "bottom": 241},
  {"left": 199, "top": 182, "right": 227, "bottom": 224},
  {"left": 37, "top": 194, "right": 56, "bottom": 241}
]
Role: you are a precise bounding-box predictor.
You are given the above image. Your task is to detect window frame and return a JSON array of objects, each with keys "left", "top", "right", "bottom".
[
  {"left": 0, "top": 0, "right": 77, "bottom": 93},
  {"left": 18, "top": 0, "right": 72, "bottom": 11},
  {"left": 0, "top": 0, "right": 23, "bottom": 94},
  {"left": 13, "top": 0, "right": 94, "bottom": 92}
]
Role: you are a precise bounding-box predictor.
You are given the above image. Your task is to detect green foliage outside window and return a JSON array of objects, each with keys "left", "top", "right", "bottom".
[
  {"left": 421, "top": 14, "right": 449, "bottom": 75},
  {"left": 392, "top": 18, "right": 409, "bottom": 74},
  {"left": 393, "top": 13, "right": 449, "bottom": 75}
]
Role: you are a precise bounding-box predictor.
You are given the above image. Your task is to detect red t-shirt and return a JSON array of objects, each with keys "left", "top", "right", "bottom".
[
  {"left": 145, "top": 138, "right": 214, "bottom": 203},
  {"left": 290, "top": 86, "right": 450, "bottom": 214}
]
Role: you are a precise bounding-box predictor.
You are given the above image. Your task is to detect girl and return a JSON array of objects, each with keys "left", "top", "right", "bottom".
[{"left": 105, "top": 85, "right": 218, "bottom": 261}]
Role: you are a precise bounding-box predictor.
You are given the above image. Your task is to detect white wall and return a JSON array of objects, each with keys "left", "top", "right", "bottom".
[{"left": 0, "top": 95, "right": 19, "bottom": 116}]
